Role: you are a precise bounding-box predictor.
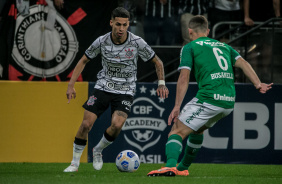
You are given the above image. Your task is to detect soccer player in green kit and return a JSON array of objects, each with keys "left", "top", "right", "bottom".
[{"left": 147, "top": 15, "right": 273, "bottom": 177}]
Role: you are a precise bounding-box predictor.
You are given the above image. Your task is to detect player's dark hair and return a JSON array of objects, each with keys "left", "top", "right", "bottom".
[
  {"left": 111, "top": 7, "right": 130, "bottom": 20},
  {"left": 188, "top": 15, "right": 208, "bottom": 33}
]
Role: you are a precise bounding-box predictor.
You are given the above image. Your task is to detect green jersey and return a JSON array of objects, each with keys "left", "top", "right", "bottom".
[{"left": 179, "top": 37, "right": 241, "bottom": 109}]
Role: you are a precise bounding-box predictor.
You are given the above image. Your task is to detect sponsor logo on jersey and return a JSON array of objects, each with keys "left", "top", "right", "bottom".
[
  {"left": 122, "top": 100, "right": 132, "bottom": 107},
  {"left": 185, "top": 107, "right": 204, "bottom": 124},
  {"left": 214, "top": 94, "right": 235, "bottom": 102},
  {"left": 196, "top": 41, "right": 203, "bottom": 46},
  {"left": 122, "top": 100, "right": 132, "bottom": 111},
  {"left": 196, "top": 40, "right": 225, "bottom": 47},
  {"left": 106, "top": 82, "right": 130, "bottom": 91},
  {"left": 107, "top": 68, "right": 133, "bottom": 78},
  {"left": 12, "top": 4, "right": 78, "bottom": 77}
]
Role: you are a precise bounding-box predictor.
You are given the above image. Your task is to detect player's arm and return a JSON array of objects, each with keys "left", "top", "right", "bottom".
[
  {"left": 66, "top": 55, "right": 90, "bottom": 103},
  {"left": 150, "top": 55, "right": 169, "bottom": 99},
  {"left": 168, "top": 69, "right": 190, "bottom": 125},
  {"left": 175, "top": 69, "right": 190, "bottom": 108},
  {"left": 234, "top": 57, "right": 273, "bottom": 93},
  {"left": 243, "top": 0, "right": 254, "bottom": 26}
]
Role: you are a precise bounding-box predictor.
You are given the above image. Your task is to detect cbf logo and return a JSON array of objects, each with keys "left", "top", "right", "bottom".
[
  {"left": 122, "top": 85, "right": 167, "bottom": 163},
  {"left": 12, "top": 4, "right": 78, "bottom": 77}
]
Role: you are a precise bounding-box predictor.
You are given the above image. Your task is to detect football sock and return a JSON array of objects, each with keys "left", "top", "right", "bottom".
[
  {"left": 177, "top": 133, "right": 203, "bottom": 171},
  {"left": 71, "top": 137, "right": 87, "bottom": 167},
  {"left": 165, "top": 134, "right": 183, "bottom": 167},
  {"left": 93, "top": 131, "right": 114, "bottom": 152}
]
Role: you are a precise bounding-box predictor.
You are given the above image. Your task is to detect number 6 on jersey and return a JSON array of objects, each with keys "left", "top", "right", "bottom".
[{"left": 213, "top": 48, "right": 228, "bottom": 71}]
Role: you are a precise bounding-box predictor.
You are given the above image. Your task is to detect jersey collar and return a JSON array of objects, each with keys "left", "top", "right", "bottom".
[{"left": 110, "top": 31, "right": 129, "bottom": 45}]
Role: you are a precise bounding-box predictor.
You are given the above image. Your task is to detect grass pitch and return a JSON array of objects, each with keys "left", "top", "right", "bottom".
[{"left": 0, "top": 163, "right": 281, "bottom": 184}]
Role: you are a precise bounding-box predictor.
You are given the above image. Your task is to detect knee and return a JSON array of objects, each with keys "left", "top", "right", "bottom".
[
  {"left": 167, "top": 120, "right": 193, "bottom": 139},
  {"left": 80, "top": 120, "right": 93, "bottom": 132},
  {"left": 168, "top": 132, "right": 185, "bottom": 140},
  {"left": 110, "top": 121, "right": 123, "bottom": 132}
]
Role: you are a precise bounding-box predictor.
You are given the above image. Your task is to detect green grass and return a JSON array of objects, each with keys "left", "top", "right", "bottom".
[{"left": 0, "top": 163, "right": 281, "bottom": 184}]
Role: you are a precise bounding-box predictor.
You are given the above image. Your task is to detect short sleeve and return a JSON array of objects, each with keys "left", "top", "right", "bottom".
[
  {"left": 85, "top": 36, "right": 102, "bottom": 59},
  {"left": 228, "top": 45, "right": 241, "bottom": 66},
  {"left": 178, "top": 44, "right": 193, "bottom": 71},
  {"left": 137, "top": 39, "right": 155, "bottom": 62}
]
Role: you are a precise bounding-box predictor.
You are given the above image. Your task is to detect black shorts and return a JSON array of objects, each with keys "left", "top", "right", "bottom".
[{"left": 83, "top": 88, "right": 134, "bottom": 117}]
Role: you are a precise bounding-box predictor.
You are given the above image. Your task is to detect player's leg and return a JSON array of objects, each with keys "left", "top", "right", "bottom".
[
  {"left": 147, "top": 119, "right": 193, "bottom": 177},
  {"left": 165, "top": 119, "right": 194, "bottom": 167},
  {"left": 148, "top": 98, "right": 225, "bottom": 177},
  {"left": 148, "top": 98, "right": 206, "bottom": 176},
  {"left": 176, "top": 130, "right": 205, "bottom": 172},
  {"left": 92, "top": 110, "right": 128, "bottom": 170},
  {"left": 176, "top": 104, "right": 233, "bottom": 173},
  {"left": 64, "top": 110, "right": 97, "bottom": 172},
  {"left": 92, "top": 93, "right": 133, "bottom": 170},
  {"left": 95, "top": 110, "right": 128, "bottom": 151},
  {"left": 64, "top": 89, "right": 109, "bottom": 172}
]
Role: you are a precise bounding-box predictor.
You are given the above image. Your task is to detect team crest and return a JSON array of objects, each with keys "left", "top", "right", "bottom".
[
  {"left": 87, "top": 95, "right": 97, "bottom": 106},
  {"left": 124, "top": 48, "right": 134, "bottom": 59},
  {"left": 12, "top": 4, "right": 78, "bottom": 77}
]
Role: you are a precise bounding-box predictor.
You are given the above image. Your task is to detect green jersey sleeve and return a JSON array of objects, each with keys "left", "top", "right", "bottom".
[{"left": 178, "top": 44, "right": 193, "bottom": 71}]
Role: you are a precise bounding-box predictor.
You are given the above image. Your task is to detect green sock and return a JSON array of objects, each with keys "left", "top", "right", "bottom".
[
  {"left": 177, "top": 133, "right": 203, "bottom": 171},
  {"left": 165, "top": 134, "right": 183, "bottom": 167}
]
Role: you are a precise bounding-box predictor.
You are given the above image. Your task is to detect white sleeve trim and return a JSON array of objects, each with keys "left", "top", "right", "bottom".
[
  {"left": 178, "top": 66, "right": 191, "bottom": 71},
  {"left": 235, "top": 55, "right": 242, "bottom": 60}
]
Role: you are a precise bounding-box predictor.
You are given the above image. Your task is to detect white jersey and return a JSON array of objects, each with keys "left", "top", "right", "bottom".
[{"left": 85, "top": 31, "right": 155, "bottom": 96}]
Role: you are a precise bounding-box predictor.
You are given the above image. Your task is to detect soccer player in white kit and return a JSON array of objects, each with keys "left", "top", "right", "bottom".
[{"left": 64, "top": 7, "right": 169, "bottom": 172}]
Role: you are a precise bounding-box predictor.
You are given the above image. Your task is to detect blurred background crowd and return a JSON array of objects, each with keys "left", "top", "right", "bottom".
[{"left": 0, "top": 0, "right": 281, "bottom": 83}]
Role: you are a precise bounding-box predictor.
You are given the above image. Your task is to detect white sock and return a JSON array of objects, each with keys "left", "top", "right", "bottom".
[
  {"left": 93, "top": 135, "right": 112, "bottom": 153},
  {"left": 71, "top": 143, "right": 86, "bottom": 167}
]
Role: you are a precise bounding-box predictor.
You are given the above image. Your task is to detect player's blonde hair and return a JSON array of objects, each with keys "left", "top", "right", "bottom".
[{"left": 188, "top": 15, "right": 208, "bottom": 33}]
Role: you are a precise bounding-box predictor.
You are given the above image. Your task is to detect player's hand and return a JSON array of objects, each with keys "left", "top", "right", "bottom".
[
  {"left": 244, "top": 17, "right": 254, "bottom": 26},
  {"left": 156, "top": 85, "right": 169, "bottom": 99},
  {"left": 66, "top": 86, "right": 76, "bottom": 103},
  {"left": 255, "top": 83, "right": 273, "bottom": 94},
  {"left": 168, "top": 106, "right": 180, "bottom": 126}
]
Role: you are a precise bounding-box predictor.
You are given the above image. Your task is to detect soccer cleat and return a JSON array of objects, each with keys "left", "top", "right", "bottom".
[
  {"left": 63, "top": 164, "right": 78, "bottom": 172},
  {"left": 93, "top": 150, "right": 103, "bottom": 170},
  {"left": 175, "top": 168, "right": 189, "bottom": 176},
  {"left": 147, "top": 167, "right": 176, "bottom": 177}
]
